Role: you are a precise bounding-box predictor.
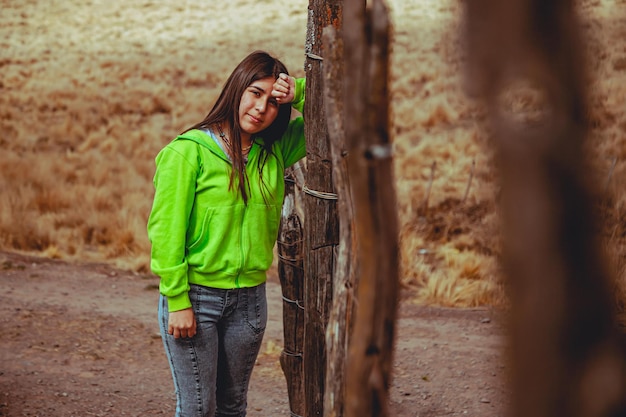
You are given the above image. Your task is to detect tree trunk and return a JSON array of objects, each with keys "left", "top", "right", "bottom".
[
  {"left": 303, "top": 1, "right": 342, "bottom": 416},
  {"left": 342, "top": 1, "right": 399, "bottom": 417}
]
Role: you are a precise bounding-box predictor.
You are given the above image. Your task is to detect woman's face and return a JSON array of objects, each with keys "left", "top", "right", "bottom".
[{"left": 238, "top": 76, "right": 279, "bottom": 139}]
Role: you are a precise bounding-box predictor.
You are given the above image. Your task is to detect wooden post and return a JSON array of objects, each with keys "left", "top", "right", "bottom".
[
  {"left": 321, "top": 25, "right": 357, "bottom": 417},
  {"left": 463, "top": 1, "right": 626, "bottom": 416},
  {"left": 303, "top": 1, "right": 342, "bottom": 416},
  {"left": 342, "top": 1, "right": 400, "bottom": 417},
  {"left": 278, "top": 163, "right": 306, "bottom": 417}
]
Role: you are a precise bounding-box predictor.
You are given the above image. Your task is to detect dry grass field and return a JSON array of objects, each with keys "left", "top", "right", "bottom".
[{"left": 1, "top": 0, "right": 624, "bottom": 307}]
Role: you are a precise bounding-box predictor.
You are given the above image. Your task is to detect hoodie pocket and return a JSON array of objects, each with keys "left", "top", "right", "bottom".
[
  {"left": 243, "top": 204, "right": 280, "bottom": 271},
  {"left": 187, "top": 207, "right": 214, "bottom": 251}
]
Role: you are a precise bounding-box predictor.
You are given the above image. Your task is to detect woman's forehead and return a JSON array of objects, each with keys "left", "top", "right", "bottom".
[{"left": 248, "top": 77, "right": 275, "bottom": 90}]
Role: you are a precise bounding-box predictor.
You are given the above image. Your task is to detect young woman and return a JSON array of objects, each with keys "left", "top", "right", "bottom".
[{"left": 147, "top": 50, "right": 306, "bottom": 417}]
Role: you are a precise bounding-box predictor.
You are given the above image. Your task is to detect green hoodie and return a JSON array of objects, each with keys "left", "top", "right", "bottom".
[{"left": 148, "top": 78, "right": 305, "bottom": 312}]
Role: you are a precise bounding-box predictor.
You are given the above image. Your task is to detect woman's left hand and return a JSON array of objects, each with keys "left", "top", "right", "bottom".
[{"left": 272, "top": 73, "right": 295, "bottom": 104}]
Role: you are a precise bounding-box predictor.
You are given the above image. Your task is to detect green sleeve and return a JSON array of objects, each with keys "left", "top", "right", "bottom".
[
  {"left": 147, "top": 141, "right": 198, "bottom": 312},
  {"left": 292, "top": 77, "right": 306, "bottom": 114},
  {"left": 280, "top": 78, "right": 306, "bottom": 168}
]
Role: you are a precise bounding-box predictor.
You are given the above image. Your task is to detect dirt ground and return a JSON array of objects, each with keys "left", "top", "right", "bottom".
[{"left": 0, "top": 250, "right": 508, "bottom": 417}]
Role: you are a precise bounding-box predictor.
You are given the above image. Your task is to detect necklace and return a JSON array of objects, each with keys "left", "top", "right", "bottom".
[
  {"left": 216, "top": 123, "right": 252, "bottom": 154},
  {"left": 216, "top": 123, "right": 230, "bottom": 148}
]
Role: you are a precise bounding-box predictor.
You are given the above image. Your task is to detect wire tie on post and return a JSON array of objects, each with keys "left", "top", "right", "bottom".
[
  {"left": 302, "top": 185, "right": 338, "bottom": 200},
  {"left": 282, "top": 295, "right": 305, "bottom": 310},
  {"left": 281, "top": 349, "right": 303, "bottom": 358},
  {"left": 277, "top": 239, "right": 304, "bottom": 247},
  {"left": 277, "top": 252, "right": 303, "bottom": 263},
  {"left": 365, "top": 143, "right": 393, "bottom": 160},
  {"left": 276, "top": 254, "right": 304, "bottom": 269},
  {"left": 305, "top": 52, "right": 324, "bottom": 61}
]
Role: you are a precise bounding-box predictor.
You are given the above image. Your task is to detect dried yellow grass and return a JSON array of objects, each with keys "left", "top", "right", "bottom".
[{"left": 1, "top": 0, "right": 624, "bottom": 307}]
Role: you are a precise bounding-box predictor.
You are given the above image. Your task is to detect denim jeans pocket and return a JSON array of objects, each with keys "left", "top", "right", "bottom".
[{"left": 243, "top": 283, "right": 267, "bottom": 334}]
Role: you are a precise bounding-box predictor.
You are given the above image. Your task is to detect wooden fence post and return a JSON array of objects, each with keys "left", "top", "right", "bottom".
[
  {"left": 463, "top": 1, "right": 626, "bottom": 416},
  {"left": 321, "top": 25, "right": 358, "bottom": 417},
  {"left": 278, "top": 163, "right": 306, "bottom": 417},
  {"left": 342, "top": 0, "right": 400, "bottom": 416},
  {"left": 303, "top": 1, "right": 343, "bottom": 416}
]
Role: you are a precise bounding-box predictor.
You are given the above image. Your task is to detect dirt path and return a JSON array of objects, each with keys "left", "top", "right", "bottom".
[{"left": 0, "top": 251, "right": 508, "bottom": 416}]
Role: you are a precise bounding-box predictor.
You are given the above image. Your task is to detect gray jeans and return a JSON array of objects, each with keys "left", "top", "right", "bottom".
[{"left": 159, "top": 283, "right": 267, "bottom": 417}]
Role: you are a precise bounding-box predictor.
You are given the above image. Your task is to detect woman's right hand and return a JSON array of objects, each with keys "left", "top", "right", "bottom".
[
  {"left": 168, "top": 308, "right": 197, "bottom": 339},
  {"left": 272, "top": 73, "right": 295, "bottom": 104}
]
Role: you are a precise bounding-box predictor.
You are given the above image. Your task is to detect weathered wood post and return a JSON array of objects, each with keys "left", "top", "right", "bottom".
[
  {"left": 342, "top": 0, "right": 400, "bottom": 416},
  {"left": 463, "top": 1, "right": 626, "bottom": 416},
  {"left": 278, "top": 162, "right": 306, "bottom": 417},
  {"left": 303, "top": 1, "right": 342, "bottom": 416},
  {"left": 321, "top": 24, "right": 358, "bottom": 417}
]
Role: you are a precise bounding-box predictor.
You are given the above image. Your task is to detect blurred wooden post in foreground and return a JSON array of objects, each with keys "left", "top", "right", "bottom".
[
  {"left": 463, "top": 1, "right": 626, "bottom": 416},
  {"left": 342, "top": 0, "right": 400, "bottom": 416},
  {"left": 303, "top": 0, "right": 342, "bottom": 416},
  {"left": 278, "top": 163, "right": 306, "bottom": 417}
]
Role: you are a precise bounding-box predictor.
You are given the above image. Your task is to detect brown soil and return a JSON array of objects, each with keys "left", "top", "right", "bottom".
[{"left": 0, "top": 251, "right": 508, "bottom": 416}]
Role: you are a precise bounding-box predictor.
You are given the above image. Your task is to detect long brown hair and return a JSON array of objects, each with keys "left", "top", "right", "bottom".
[{"left": 186, "top": 51, "right": 292, "bottom": 203}]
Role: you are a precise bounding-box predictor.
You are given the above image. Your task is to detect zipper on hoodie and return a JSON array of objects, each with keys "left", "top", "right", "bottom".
[
  {"left": 200, "top": 127, "right": 244, "bottom": 288},
  {"left": 235, "top": 206, "right": 244, "bottom": 288},
  {"left": 234, "top": 145, "right": 257, "bottom": 288}
]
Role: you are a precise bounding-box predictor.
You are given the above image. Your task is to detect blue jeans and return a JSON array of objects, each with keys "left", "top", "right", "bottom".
[{"left": 159, "top": 283, "right": 267, "bottom": 417}]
